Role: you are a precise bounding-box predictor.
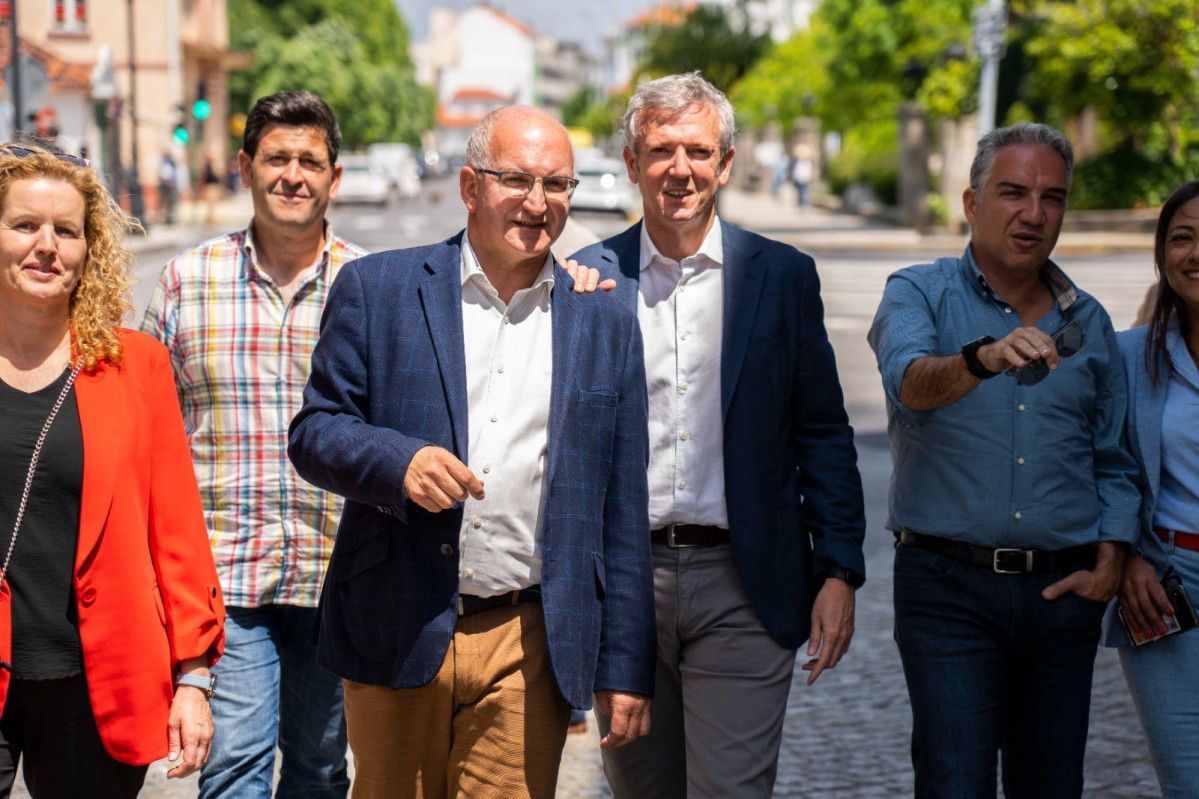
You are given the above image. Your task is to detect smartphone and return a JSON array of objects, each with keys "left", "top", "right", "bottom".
[{"left": 1118, "top": 576, "right": 1199, "bottom": 647}]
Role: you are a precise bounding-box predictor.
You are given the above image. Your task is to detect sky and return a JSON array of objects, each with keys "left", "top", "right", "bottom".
[{"left": 393, "top": 0, "right": 668, "bottom": 50}]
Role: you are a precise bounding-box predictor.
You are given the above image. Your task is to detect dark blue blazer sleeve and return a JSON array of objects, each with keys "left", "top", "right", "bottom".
[{"left": 288, "top": 259, "right": 430, "bottom": 519}]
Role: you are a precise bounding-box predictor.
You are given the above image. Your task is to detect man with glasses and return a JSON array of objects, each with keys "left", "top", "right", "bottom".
[
  {"left": 142, "top": 90, "right": 360, "bottom": 798},
  {"left": 868, "top": 122, "right": 1140, "bottom": 798},
  {"left": 288, "top": 106, "right": 655, "bottom": 797},
  {"left": 569, "top": 71, "right": 867, "bottom": 798}
]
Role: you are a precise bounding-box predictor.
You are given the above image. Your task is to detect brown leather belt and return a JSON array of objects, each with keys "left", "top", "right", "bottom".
[
  {"left": 898, "top": 531, "right": 1096, "bottom": 574},
  {"left": 651, "top": 525, "right": 731, "bottom": 548},
  {"left": 457, "top": 585, "right": 541, "bottom": 616},
  {"left": 1155, "top": 527, "right": 1199, "bottom": 552}
]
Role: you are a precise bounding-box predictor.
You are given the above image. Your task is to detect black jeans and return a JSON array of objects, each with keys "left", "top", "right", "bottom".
[
  {"left": 894, "top": 543, "right": 1107, "bottom": 799},
  {"left": 0, "top": 674, "right": 147, "bottom": 798}
]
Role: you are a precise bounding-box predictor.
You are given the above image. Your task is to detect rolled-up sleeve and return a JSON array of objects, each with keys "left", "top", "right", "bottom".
[
  {"left": 868, "top": 272, "right": 938, "bottom": 414},
  {"left": 1090, "top": 320, "right": 1142, "bottom": 544}
]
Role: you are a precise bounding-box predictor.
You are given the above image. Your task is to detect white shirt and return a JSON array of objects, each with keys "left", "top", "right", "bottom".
[
  {"left": 639, "top": 219, "right": 728, "bottom": 529},
  {"left": 457, "top": 236, "right": 555, "bottom": 596}
]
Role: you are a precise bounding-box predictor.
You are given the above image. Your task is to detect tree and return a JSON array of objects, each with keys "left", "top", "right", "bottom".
[
  {"left": 1017, "top": 0, "right": 1199, "bottom": 158},
  {"left": 636, "top": 3, "right": 770, "bottom": 94},
  {"left": 228, "top": 0, "right": 433, "bottom": 148}
]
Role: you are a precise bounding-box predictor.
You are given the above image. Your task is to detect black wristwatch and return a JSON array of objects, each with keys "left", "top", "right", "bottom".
[
  {"left": 960, "top": 336, "right": 1000, "bottom": 380},
  {"left": 821, "top": 566, "right": 864, "bottom": 589}
]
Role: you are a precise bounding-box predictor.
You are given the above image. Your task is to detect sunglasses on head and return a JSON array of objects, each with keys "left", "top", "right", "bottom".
[
  {"left": 4, "top": 146, "right": 90, "bottom": 168},
  {"left": 1006, "top": 319, "right": 1086, "bottom": 386}
]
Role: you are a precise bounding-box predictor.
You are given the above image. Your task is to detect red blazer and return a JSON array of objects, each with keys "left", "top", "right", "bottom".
[{"left": 0, "top": 330, "right": 225, "bottom": 765}]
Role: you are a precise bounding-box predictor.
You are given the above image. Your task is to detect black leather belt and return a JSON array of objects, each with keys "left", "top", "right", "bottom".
[
  {"left": 898, "top": 531, "right": 1097, "bottom": 574},
  {"left": 651, "top": 525, "right": 731, "bottom": 548},
  {"left": 457, "top": 585, "right": 541, "bottom": 616}
]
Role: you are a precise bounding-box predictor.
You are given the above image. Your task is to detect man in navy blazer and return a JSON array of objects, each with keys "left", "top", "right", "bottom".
[
  {"left": 569, "top": 73, "right": 866, "bottom": 797},
  {"left": 289, "top": 107, "right": 655, "bottom": 798}
]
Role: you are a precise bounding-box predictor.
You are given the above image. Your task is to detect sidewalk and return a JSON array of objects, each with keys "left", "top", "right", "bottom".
[
  {"left": 125, "top": 191, "right": 256, "bottom": 255},
  {"left": 718, "top": 188, "right": 1153, "bottom": 255}
]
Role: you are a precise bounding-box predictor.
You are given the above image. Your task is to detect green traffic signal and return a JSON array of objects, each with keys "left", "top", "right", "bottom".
[
  {"left": 192, "top": 99, "right": 212, "bottom": 120},
  {"left": 173, "top": 125, "right": 190, "bottom": 145}
]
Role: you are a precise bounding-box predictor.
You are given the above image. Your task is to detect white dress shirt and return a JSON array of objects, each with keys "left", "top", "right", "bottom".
[
  {"left": 639, "top": 219, "right": 728, "bottom": 530},
  {"left": 457, "top": 236, "right": 554, "bottom": 596}
]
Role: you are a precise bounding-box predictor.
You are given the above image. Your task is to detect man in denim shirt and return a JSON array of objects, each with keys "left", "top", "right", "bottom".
[{"left": 868, "top": 123, "right": 1140, "bottom": 799}]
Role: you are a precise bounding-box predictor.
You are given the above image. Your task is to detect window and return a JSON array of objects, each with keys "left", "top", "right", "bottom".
[{"left": 51, "top": 0, "right": 87, "bottom": 33}]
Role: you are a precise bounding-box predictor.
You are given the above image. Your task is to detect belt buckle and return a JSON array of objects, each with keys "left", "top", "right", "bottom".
[
  {"left": 664, "top": 524, "right": 694, "bottom": 549},
  {"left": 992, "top": 548, "right": 1033, "bottom": 574}
]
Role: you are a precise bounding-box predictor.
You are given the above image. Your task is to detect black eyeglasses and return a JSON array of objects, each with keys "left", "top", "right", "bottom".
[
  {"left": 474, "top": 168, "right": 579, "bottom": 200},
  {"left": 4, "top": 146, "right": 90, "bottom": 168},
  {"left": 1007, "top": 319, "right": 1085, "bottom": 386}
]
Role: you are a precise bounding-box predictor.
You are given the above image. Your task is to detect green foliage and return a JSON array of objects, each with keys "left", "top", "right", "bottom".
[
  {"left": 826, "top": 118, "right": 900, "bottom": 205},
  {"left": 637, "top": 4, "right": 770, "bottom": 94},
  {"left": 228, "top": 0, "right": 432, "bottom": 149},
  {"left": 1070, "top": 145, "right": 1199, "bottom": 210},
  {"left": 731, "top": 30, "right": 827, "bottom": 128}
]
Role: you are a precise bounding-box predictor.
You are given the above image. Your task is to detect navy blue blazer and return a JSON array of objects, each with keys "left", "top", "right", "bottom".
[
  {"left": 288, "top": 231, "right": 655, "bottom": 709},
  {"left": 571, "top": 220, "right": 866, "bottom": 650}
]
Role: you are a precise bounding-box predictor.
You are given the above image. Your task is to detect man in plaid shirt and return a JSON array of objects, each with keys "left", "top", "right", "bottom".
[{"left": 142, "top": 91, "right": 365, "bottom": 798}]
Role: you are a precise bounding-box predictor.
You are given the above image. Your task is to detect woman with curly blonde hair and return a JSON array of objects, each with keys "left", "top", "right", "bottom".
[{"left": 0, "top": 144, "right": 225, "bottom": 797}]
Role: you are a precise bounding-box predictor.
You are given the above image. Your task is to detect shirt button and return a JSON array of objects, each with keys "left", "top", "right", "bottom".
[
  {"left": 472, "top": 516, "right": 482, "bottom": 528},
  {"left": 680, "top": 381, "right": 690, "bottom": 391},
  {"left": 1014, "top": 512, "right": 1023, "bottom": 520},
  {"left": 490, "top": 414, "right": 498, "bottom": 422},
  {"left": 464, "top": 568, "right": 475, "bottom": 578},
  {"left": 1018, "top": 404, "right": 1026, "bottom": 411},
  {"left": 680, "top": 431, "right": 690, "bottom": 441},
  {"left": 482, "top": 465, "right": 491, "bottom": 474},
  {"left": 678, "top": 480, "right": 687, "bottom": 490},
  {"left": 502, "top": 316, "right": 510, "bottom": 324},
  {"left": 80, "top": 587, "right": 97, "bottom": 605},
  {"left": 678, "top": 284, "right": 686, "bottom": 293},
  {"left": 680, "top": 332, "right": 689, "bottom": 341},
  {"left": 497, "top": 365, "right": 505, "bottom": 374},
  {"left": 441, "top": 543, "right": 454, "bottom": 556},
  {"left": 1017, "top": 457, "right": 1025, "bottom": 465},
  {"left": 1004, "top": 307, "right": 1013, "bottom": 314}
]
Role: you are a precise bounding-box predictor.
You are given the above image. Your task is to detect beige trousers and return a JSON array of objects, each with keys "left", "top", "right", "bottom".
[{"left": 344, "top": 603, "right": 571, "bottom": 799}]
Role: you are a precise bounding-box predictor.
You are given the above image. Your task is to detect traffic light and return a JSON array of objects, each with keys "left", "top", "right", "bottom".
[
  {"left": 173, "top": 107, "right": 189, "bottom": 145},
  {"left": 192, "top": 78, "right": 211, "bottom": 121}
]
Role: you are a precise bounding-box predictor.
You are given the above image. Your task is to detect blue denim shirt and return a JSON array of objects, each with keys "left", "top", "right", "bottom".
[{"left": 868, "top": 247, "right": 1140, "bottom": 549}]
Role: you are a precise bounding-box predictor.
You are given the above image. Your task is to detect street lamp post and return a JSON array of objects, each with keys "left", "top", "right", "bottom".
[
  {"left": 974, "top": 0, "right": 1007, "bottom": 138},
  {"left": 126, "top": 0, "right": 145, "bottom": 222},
  {"left": 9, "top": 0, "right": 21, "bottom": 137}
]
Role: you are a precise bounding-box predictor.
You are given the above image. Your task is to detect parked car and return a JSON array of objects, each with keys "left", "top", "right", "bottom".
[
  {"left": 571, "top": 158, "right": 637, "bottom": 216},
  {"left": 366, "top": 143, "right": 422, "bottom": 198},
  {"left": 333, "top": 154, "right": 391, "bottom": 206}
]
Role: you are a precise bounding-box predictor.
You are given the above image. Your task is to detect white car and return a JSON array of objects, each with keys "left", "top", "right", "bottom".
[
  {"left": 571, "top": 158, "right": 637, "bottom": 216},
  {"left": 367, "top": 143, "right": 422, "bottom": 198},
  {"left": 334, "top": 155, "right": 390, "bottom": 206}
]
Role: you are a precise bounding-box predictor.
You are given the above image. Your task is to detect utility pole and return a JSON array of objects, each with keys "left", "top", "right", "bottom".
[
  {"left": 9, "top": 0, "right": 21, "bottom": 137},
  {"left": 126, "top": 0, "right": 145, "bottom": 222},
  {"left": 974, "top": 0, "right": 1006, "bottom": 138}
]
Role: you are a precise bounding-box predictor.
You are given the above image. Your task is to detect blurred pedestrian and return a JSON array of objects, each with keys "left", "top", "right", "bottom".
[
  {"left": 570, "top": 71, "right": 866, "bottom": 799},
  {"left": 142, "top": 91, "right": 363, "bottom": 799},
  {"left": 288, "top": 106, "right": 655, "bottom": 798},
  {"left": 791, "top": 144, "right": 813, "bottom": 210},
  {"left": 158, "top": 151, "right": 179, "bottom": 225},
  {"left": 868, "top": 122, "right": 1140, "bottom": 798},
  {"left": 0, "top": 144, "right": 224, "bottom": 796},
  {"left": 1103, "top": 179, "right": 1199, "bottom": 799}
]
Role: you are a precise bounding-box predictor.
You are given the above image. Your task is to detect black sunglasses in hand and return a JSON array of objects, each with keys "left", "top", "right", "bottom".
[{"left": 1005, "top": 319, "right": 1085, "bottom": 386}]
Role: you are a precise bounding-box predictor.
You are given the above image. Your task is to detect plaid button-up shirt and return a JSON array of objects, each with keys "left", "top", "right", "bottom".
[{"left": 141, "top": 223, "right": 368, "bottom": 608}]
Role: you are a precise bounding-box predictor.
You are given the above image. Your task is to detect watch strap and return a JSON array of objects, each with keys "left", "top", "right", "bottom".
[
  {"left": 175, "top": 672, "right": 218, "bottom": 699},
  {"left": 821, "top": 565, "right": 863, "bottom": 589},
  {"left": 961, "top": 336, "right": 1000, "bottom": 380}
]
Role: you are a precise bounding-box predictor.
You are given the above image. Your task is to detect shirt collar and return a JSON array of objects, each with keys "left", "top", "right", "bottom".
[
  {"left": 460, "top": 233, "right": 556, "bottom": 294},
  {"left": 962, "top": 244, "right": 1078, "bottom": 312},
  {"left": 242, "top": 219, "right": 336, "bottom": 285},
  {"left": 639, "top": 216, "right": 724, "bottom": 273}
]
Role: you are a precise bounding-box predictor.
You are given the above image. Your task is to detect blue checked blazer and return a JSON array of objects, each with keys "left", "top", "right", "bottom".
[
  {"left": 288, "top": 231, "right": 655, "bottom": 708},
  {"left": 571, "top": 220, "right": 866, "bottom": 650}
]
